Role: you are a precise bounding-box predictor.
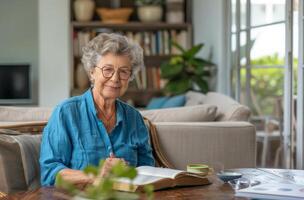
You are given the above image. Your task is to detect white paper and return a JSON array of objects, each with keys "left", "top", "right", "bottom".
[{"left": 236, "top": 182, "right": 304, "bottom": 200}]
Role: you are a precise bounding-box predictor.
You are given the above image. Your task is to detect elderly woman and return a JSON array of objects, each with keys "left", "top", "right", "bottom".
[{"left": 39, "top": 33, "right": 155, "bottom": 187}]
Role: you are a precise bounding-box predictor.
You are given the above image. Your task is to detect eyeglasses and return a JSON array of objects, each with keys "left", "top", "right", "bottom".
[{"left": 96, "top": 66, "right": 132, "bottom": 80}]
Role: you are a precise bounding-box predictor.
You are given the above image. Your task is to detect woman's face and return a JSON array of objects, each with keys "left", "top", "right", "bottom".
[{"left": 91, "top": 53, "right": 132, "bottom": 100}]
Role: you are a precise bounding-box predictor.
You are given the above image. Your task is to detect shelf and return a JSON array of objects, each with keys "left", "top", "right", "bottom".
[
  {"left": 144, "top": 55, "right": 172, "bottom": 66},
  {"left": 72, "top": 21, "right": 191, "bottom": 31}
]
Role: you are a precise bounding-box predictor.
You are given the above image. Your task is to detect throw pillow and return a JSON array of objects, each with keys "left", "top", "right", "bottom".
[
  {"left": 203, "top": 92, "right": 251, "bottom": 121},
  {"left": 146, "top": 97, "right": 169, "bottom": 110},
  {"left": 161, "top": 95, "right": 186, "bottom": 108},
  {"left": 140, "top": 104, "right": 217, "bottom": 122},
  {"left": 185, "top": 91, "right": 206, "bottom": 106}
]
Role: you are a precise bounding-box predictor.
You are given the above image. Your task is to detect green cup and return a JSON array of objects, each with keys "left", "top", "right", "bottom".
[{"left": 187, "top": 164, "right": 210, "bottom": 175}]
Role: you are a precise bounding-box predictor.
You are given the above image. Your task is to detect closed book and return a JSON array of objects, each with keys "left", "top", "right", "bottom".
[{"left": 113, "top": 166, "right": 210, "bottom": 192}]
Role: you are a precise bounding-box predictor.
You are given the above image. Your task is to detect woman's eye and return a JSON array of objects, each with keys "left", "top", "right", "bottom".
[
  {"left": 104, "top": 68, "right": 113, "bottom": 72},
  {"left": 120, "top": 70, "right": 129, "bottom": 75}
]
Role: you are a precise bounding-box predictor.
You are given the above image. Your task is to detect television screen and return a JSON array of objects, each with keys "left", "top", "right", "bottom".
[{"left": 0, "top": 64, "right": 31, "bottom": 104}]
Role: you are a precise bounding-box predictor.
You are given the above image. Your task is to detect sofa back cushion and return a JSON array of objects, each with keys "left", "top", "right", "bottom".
[
  {"left": 0, "top": 107, "right": 53, "bottom": 122},
  {"left": 0, "top": 131, "right": 41, "bottom": 194},
  {"left": 185, "top": 91, "right": 206, "bottom": 106},
  {"left": 140, "top": 104, "right": 217, "bottom": 122},
  {"left": 203, "top": 92, "right": 251, "bottom": 121}
]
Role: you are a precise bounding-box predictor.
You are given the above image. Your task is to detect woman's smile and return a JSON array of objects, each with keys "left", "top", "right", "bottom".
[{"left": 104, "top": 85, "right": 121, "bottom": 89}]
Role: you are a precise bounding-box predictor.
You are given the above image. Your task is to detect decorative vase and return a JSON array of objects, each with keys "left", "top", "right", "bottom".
[
  {"left": 75, "top": 63, "right": 90, "bottom": 90},
  {"left": 137, "top": 5, "right": 163, "bottom": 22},
  {"left": 166, "top": 0, "right": 184, "bottom": 23},
  {"left": 74, "top": 0, "right": 95, "bottom": 22}
]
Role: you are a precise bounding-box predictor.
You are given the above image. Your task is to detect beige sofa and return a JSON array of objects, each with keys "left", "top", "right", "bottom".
[{"left": 0, "top": 92, "right": 256, "bottom": 194}]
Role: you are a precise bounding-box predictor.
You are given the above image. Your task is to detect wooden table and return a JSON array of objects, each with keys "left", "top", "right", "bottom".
[{"left": 2, "top": 176, "right": 248, "bottom": 200}]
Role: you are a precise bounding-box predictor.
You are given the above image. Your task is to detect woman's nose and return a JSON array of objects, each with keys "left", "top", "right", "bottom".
[{"left": 110, "top": 70, "right": 119, "bottom": 82}]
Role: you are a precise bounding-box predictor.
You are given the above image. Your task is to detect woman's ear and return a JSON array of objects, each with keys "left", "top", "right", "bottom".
[{"left": 89, "top": 69, "right": 95, "bottom": 86}]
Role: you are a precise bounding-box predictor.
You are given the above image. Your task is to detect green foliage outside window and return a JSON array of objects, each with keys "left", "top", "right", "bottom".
[{"left": 240, "top": 53, "right": 298, "bottom": 116}]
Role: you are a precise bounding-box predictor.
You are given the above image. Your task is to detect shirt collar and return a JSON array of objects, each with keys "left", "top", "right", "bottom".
[
  {"left": 84, "top": 88, "right": 97, "bottom": 115},
  {"left": 85, "top": 88, "right": 123, "bottom": 125}
]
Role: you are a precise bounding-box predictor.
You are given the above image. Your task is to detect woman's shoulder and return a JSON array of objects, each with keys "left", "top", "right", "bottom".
[
  {"left": 53, "top": 94, "right": 86, "bottom": 115},
  {"left": 116, "top": 99, "right": 141, "bottom": 116}
]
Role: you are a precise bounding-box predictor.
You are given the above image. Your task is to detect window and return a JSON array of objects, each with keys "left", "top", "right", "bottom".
[{"left": 229, "top": 0, "right": 304, "bottom": 169}]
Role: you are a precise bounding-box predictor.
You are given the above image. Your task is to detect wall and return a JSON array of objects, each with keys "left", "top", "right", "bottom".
[
  {"left": 193, "top": 0, "right": 230, "bottom": 95},
  {"left": 0, "top": 0, "right": 39, "bottom": 104},
  {"left": 38, "top": 0, "right": 71, "bottom": 106}
]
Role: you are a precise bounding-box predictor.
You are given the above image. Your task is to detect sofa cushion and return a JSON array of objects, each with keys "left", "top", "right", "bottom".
[
  {"left": 140, "top": 104, "right": 217, "bottom": 122},
  {"left": 0, "top": 106, "right": 53, "bottom": 122},
  {"left": 0, "top": 131, "right": 41, "bottom": 194},
  {"left": 161, "top": 94, "right": 186, "bottom": 108},
  {"left": 146, "top": 97, "right": 169, "bottom": 110},
  {"left": 203, "top": 92, "right": 251, "bottom": 121},
  {"left": 185, "top": 91, "right": 206, "bottom": 106}
]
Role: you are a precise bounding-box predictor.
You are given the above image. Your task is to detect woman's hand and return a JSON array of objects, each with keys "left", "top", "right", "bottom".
[
  {"left": 93, "top": 157, "right": 127, "bottom": 185},
  {"left": 100, "top": 157, "right": 127, "bottom": 177},
  {"left": 58, "top": 168, "right": 94, "bottom": 190}
]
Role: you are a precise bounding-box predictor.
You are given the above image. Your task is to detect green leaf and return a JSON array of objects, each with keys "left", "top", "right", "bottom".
[
  {"left": 184, "top": 44, "right": 203, "bottom": 59},
  {"left": 123, "top": 168, "right": 137, "bottom": 179},
  {"left": 111, "top": 162, "right": 137, "bottom": 179},
  {"left": 160, "top": 62, "right": 183, "bottom": 79},
  {"left": 193, "top": 58, "right": 215, "bottom": 66},
  {"left": 169, "top": 56, "right": 183, "bottom": 65},
  {"left": 171, "top": 41, "right": 186, "bottom": 53},
  {"left": 144, "top": 185, "right": 154, "bottom": 200},
  {"left": 114, "top": 191, "right": 139, "bottom": 200},
  {"left": 164, "top": 79, "right": 191, "bottom": 95},
  {"left": 193, "top": 77, "right": 209, "bottom": 93},
  {"left": 83, "top": 165, "right": 99, "bottom": 176}
]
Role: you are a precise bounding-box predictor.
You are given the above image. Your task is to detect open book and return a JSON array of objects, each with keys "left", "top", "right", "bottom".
[
  {"left": 113, "top": 166, "right": 210, "bottom": 192},
  {"left": 233, "top": 168, "right": 304, "bottom": 200},
  {"left": 236, "top": 182, "right": 304, "bottom": 200}
]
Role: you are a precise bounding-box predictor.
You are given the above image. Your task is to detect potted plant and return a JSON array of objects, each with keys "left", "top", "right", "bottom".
[
  {"left": 56, "top": 160, "right": 153, "bottom": 200},
  {"left": 160, "top": 42, "right": 215, "bottom": 95},
  {"left": 135, "top": 0, "right": 164, "bottom": 22}
]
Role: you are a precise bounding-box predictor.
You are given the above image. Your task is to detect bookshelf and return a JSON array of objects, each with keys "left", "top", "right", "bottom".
[{"left": 70, "top": 0, "right": 193, "bottom": 107}]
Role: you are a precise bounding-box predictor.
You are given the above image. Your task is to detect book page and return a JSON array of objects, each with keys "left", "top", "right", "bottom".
[
  {"left": 260, "top": 168, "right": 304, "bottom": 185},
  {"left": 232, "top": 168, "right": 288, "bottom": 184},
  {"left": 117, "top": 174, "right": 165, "bottom": 185},
  {"left": 136, "top": 166, "right": 184, "bottom": 179}
]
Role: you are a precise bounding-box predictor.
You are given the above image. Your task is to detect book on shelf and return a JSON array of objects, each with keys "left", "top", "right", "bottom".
[
  {"left": 74, "top": 29, "right": 189, "bottom": 57},
  {"left": 113, "top": 166, "right": 210, "bottom": 192},
  {"left": 233, "top": 168, "right": 304, "bottom": 200}
]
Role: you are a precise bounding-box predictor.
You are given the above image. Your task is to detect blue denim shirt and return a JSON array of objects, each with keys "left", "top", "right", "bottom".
[{"left": 39, "top": 89, "right": 155, "bottom": 186}]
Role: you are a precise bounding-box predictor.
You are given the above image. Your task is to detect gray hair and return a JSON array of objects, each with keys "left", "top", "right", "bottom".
[{"left": 81, "top": 33, "right": 144, "bottom": 81}]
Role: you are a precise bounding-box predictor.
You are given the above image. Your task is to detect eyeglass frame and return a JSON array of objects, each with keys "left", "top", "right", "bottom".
[{"left": 95, "top": 66, "right": 133, "bottom": 80}]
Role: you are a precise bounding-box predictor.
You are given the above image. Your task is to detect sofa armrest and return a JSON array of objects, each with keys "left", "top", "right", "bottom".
[{"left": 153, "top": 121, "right": 256, "bottom": 170}]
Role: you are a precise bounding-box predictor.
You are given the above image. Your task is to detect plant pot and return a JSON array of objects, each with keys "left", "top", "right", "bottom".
[
  {"left": 74, "top": 0, "right": 95, "bottom": 22},
  {"left": 137, "top": 5, "right": 163, "bottom": 22}
]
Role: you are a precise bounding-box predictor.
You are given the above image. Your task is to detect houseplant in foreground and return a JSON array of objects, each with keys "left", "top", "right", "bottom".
[
  {"left": 55, "top": 160, "right": 154, "bottom": 200},
  {"left": 160, "top": 42, "right": 215, "bottom": 95}
]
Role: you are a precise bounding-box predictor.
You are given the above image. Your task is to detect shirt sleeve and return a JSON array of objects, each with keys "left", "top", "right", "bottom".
[
  {"left": 39, "top": 107, "right": 72, "bottom": 186},
  {"left": 136, "top": 113, "right": 155, "bottom": 167}
]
